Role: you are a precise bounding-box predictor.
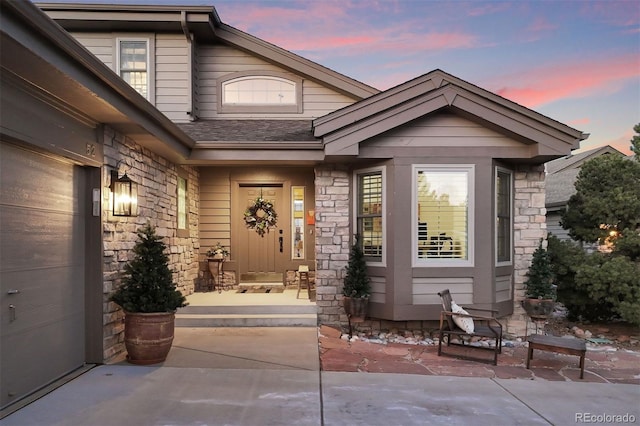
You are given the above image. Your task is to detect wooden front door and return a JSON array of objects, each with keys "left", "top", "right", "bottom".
[{"left": 237, "top": 186, "right": 287, "bottom": 278}]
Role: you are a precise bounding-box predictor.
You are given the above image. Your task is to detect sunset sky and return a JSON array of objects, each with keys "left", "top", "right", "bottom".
[{"left": 43, "top": 0, "right": 640, "bottom": 154}]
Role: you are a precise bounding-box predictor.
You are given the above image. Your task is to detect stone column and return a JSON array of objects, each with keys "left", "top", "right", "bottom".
[
  {"left": 314, "top": 165, "right": 351, "bottom": 325},
  {"left": 507, "top": 164, "right": 547, "bottom": 337}
]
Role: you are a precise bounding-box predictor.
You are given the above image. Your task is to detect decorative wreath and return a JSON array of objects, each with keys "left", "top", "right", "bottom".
[{"left": 244, "top": 197, "right": 278, "bottom": 237}]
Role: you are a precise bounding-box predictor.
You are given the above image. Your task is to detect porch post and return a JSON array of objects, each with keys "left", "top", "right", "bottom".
[
  {"left": 314, "top": 165, "right": 351, "bottom": 327},
  {"left": 508, "top": 164, "right": 547, "bottom": 337}
]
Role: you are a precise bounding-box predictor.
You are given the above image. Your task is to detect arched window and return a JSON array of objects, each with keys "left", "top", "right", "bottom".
[
  {"left": 223, "top": 76, "right": 295, "bottom": 105},
  {"left": 218, "top": 72, "right": 302, "bottom": 113}
]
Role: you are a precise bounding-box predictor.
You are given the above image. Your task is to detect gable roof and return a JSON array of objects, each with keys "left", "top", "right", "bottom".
[
  {"left": 37, "top": 2, "right": 379, "bottom": 100},
  {"left": 313, "top": 69, "right": 589, "bottom": 160},
  {"left": 545, "top": 145, "right": 624, "bottom": 174},
  {"left": 545, "top": 145, "right": 625, "bottom": 208}
]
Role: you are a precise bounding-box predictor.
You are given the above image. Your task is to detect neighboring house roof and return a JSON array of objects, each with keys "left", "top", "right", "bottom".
[
  {"left": 3, "top": 0, "right": 194, "bottom": 163},
  {"left": 36, "top": 2, "right": 379, "bottom": 100},
  {"left": 545, "top": 168, "right": 582, "bottom": 210},
  {"left": 545, "top": 145, "right": 624, "bottom": 174},
  {"left": 545, "top": 146, "right": 625, "bottom": 209},
  {"left": 313, "top": 70, "right": 589, "bottom": 160}
]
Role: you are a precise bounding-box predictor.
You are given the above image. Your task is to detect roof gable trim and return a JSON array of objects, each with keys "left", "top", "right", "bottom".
[
  {"left": 322, "top": 84, "right": 584, "bottom": 156},
  {"left": 212, "top": 24, "right": 379, "bottom": 100}
]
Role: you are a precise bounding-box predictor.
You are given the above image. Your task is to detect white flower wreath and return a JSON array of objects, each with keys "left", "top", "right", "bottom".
[{"left": 244, "top": 197, "right": 278, "bottom": 237}]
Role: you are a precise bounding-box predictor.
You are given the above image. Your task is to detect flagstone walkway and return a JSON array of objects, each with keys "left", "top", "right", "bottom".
[{"left": 318, "top": 326, "right": 640, "bottom": 384}]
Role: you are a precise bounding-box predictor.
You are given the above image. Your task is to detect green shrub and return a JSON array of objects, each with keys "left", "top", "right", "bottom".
[
  {"left": 575, "top": 254, "right": 640, "bottom": 325},
  {"left": 546, "top": 234, "right": 612, "bottom": 321},
  {"left": 110, "top": 223, "right": 187, "bottom": 313},
  {"left": 612, "top": 228, "right": 640, "bottom": 262},
  {"left": 343, "top": 234, "right": 371, "bottom": 298},
  {"left": 524, "top": 240, "right": 555, "bottom": 299}
]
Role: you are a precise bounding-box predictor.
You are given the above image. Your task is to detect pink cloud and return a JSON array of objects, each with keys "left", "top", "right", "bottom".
[
  {"left": 216, "top": 2, "right": 479, "bottom": 58},
  {"left": 492, "top": 54, "right": 639, "bottom": 108},
  {"left": 569, "top": 117, "right": 591, "bottom": 127},
  {"left": 579, "top": 131, "right": 633, "bottom": 155}
]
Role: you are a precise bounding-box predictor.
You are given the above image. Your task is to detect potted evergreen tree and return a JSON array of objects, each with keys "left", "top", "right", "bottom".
[
  {"left": 110, "top": 223, "right": 187, "bottom": 364},
  {"left": 522, "top": 239, "right": 556, "bottom": 319},
  {"left": 342, "top": 234, "right": 371, "bottom": 323}
]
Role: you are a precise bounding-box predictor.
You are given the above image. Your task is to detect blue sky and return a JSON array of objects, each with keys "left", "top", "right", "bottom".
[{"left": 39, "top": 0, "right": 640, "bottom": 153}]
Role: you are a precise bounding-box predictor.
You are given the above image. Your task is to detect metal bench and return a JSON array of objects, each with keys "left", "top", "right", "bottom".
[{"left": 526, "top": 334, "right": 587, "bottom": 379}]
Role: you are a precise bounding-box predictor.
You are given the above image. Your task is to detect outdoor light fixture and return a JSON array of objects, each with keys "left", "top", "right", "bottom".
[{"left": 110, "top": 169, "right": 138, "bottom": 217}]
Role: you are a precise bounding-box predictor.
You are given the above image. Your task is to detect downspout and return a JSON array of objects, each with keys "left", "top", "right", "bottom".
[{"left": 180, "top": 11, "right": 196, "bottom": 121}]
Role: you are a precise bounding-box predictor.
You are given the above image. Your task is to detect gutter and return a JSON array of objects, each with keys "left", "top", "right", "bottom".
[{"left": 180, "top": 10, "right": 196, "bottom": 121}]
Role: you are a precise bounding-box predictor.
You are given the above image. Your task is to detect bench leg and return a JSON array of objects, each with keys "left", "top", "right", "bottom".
[
  {"left": 526, "top": 346, "right": 533, "bottom": 369},
  {"left": 579, "top": 353, "right": 585, "bottom": 379}
]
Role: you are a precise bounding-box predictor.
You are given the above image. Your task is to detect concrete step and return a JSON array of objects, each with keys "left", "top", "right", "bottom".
[
  {"left": 176, "top": 305, "right": 318, "bottom": 327},
  {"left": 175, "top": 313, "right": 318, "bottom": 327}
]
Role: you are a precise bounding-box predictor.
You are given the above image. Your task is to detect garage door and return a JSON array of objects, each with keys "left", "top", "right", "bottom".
[{"left": 0, "top": 142, "right": 86, "bottom": 409}]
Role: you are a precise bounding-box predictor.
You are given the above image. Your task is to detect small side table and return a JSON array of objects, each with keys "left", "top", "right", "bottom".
[{"left": 527, "top": 334, "right": 587, "bottom": 379}]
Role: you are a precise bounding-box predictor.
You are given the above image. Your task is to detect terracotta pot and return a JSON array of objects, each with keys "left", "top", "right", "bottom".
[
  {"left": 124, "top": 312, "right": 175, "bottom": 365},
  {"left": 522, "top": 298, "right": 555, "bottom": 319},
  {"left": 343, "top": 296, "right": 369, "bottom": 323}
]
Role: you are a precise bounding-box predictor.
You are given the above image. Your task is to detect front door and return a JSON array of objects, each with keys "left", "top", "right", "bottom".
[{"left": 237, "top": 186, "right": 287, "bottom": 279}]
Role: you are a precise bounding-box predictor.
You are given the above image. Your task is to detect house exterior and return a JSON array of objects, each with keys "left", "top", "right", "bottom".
[
  {"left": 545, "top": 146, "right": 625, "bottom": 241},
  {"left": 1, "top": 1, "right": 587, "bottom": 410}
]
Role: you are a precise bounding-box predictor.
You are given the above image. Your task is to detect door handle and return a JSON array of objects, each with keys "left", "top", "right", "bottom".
[{"left": 279, "top": 237, "right": 283, "bottom": 253}]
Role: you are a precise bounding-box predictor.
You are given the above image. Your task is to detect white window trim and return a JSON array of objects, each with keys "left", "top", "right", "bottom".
[
  {"left": 115, "top": 35, "right": 155, "bottom": 103},
  {"left": 495, "top": 167, "right": 513, "bottom": 266},
  {"left": 353, "top": 166, "right": 386, "bottom": 267},
  {"left": 176, "top": 168, "right": 189, "bottom": 238},
  {"left": 218, "top": 70, "right": 303, "bottom": 114},
  {"left": 291, "top": 186, "right": 305, "bottom": 260},
  {"left": 412, "top": 164, "right": 475, "bottom": 268}
]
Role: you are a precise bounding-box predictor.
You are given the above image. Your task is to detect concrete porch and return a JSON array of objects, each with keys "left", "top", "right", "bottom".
[{"left": 176, "top": 288, "right": 318, "bottom": 327}]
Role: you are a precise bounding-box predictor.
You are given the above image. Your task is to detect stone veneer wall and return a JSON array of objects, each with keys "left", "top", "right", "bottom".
[
  {"left": 101, "top": 126, "right": 200, "bottom": 362},
  {"left": 314, "top": 165, "right": 351, "bottom": 325},
  {"left": 506, "top": 164, "right": 547, "bottom": 337}
]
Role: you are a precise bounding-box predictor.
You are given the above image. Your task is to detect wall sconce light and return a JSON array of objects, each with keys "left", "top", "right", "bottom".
[{"left": 110, "top": 169, "right": 138, "bottom": 217}]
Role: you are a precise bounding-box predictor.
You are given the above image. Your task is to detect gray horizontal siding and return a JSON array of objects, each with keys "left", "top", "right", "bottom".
[
  {"left": 495, "top": 275, "right": 512, "bottom": 302},
  {"left": 368, "top": 113, "right": 520, "bottom": 148},
  {"left": 69, "top": 32, "right": 113, "bottom": 67},
  {"left": 546, "top": 212, "right": 571, "bottom": 241},
  {"left": 199, "top": 169, "right": 231, "bottom": 252},
  {"left": 197, "top": 45, "right": 355, "bottom": 119},
  {"left": 156, "top": 34, "right": 191, "bottom": 123},
  {"left": 412, "top": 277, "right": 473, "bottom": 305},
  {"left": 370, "top": 276, "right": 386, "bottom": 303}
]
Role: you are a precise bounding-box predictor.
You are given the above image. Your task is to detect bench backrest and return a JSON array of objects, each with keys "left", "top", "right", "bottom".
[{"left": 437, "top": 289, "right": 456, "bottom": 330}]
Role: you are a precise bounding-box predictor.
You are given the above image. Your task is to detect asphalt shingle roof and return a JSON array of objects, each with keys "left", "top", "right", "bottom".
[{"left": 177, "top": 120, "right": 316, "bottom": 142}]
